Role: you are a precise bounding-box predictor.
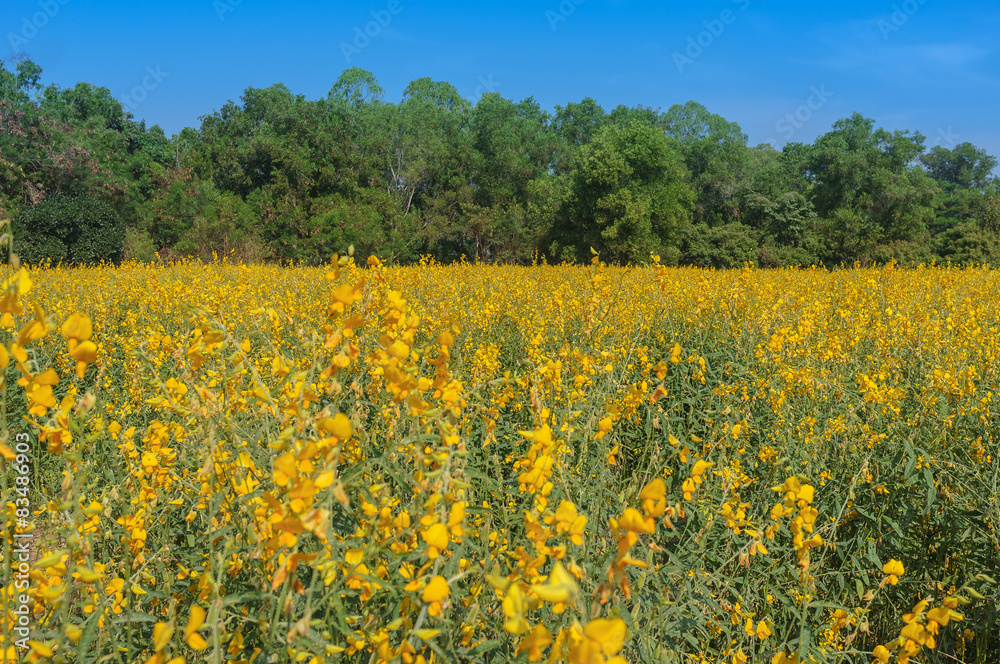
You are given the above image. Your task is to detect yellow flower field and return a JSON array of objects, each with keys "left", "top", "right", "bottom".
[{"left": 1, "top": 246, "right": 998, "bottom": 664}]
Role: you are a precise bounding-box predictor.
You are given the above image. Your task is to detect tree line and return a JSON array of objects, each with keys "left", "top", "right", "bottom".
[{"left": 2, "top": 58, "right": 998, "bottom": 267}]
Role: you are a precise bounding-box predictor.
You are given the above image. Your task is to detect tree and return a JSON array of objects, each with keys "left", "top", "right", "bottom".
[
  {"left": 5, "top": 60, "right": 994, "bottom": 267},
  {"left": 0, "top": 57, "right": 43, "bottom": 106},
  {"left": 798, "top": 112, "right": 938, "bottom": 263},
  {"left": 921, "top": 142, "right": 997, "bottom": 192},
  {"left": 661, "top": 101, "right": 751, "bottom": 226},
  {"left": 545, "top": 121, "right": 693, "bottom": 264},
  {"left": 460, "top": 94, "right": 554, "bottom": 261},
  {"left": 551, "top": 98, "right": 607, "bottom": 174},
  {"left": 388, "top": 79, "right": 475, "bottom": 260},
  {"left": 328, "top": 68, "right": 384, "bottom": 109},
  {"left": 13, "top": 194, "right": 125, "bottom": 265},
  {"left": 40, "top": 81, "right": 130, "bottom": 132},
  {"left": 608, "top": 104, "right": 661, "bottom": 129}
]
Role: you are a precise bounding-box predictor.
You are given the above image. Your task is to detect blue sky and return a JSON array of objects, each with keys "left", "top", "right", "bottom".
[{"left": 3, "top": 0, "right": 999, "bottom": 160}]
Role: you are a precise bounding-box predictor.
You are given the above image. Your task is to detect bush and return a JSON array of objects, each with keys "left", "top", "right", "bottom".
[
  {"left": 681, "top": 222, "right": 760, "bottom": 268},
  {"left": 756, "top": 240, "right": 820, "bottom": 268},
  {"left": 141, "top": 180, "right": 261, "bottom": 262},
  {"left": 13, "top": 193, "right": 125, "bottom": 265},
  {"left": 123, "top": 227, "right": 157, "bottom": 262},
  {"left": 933, "top": 220, "right": 1000, "bottom": 266}
]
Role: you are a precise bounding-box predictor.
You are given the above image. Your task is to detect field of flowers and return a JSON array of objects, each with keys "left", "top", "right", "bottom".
[{"left": 1, "top": 239, "right": 999, "bottom": 663}]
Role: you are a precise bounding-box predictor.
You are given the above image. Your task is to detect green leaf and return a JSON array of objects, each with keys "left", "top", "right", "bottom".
[
  {"left": 77, "top": 610, "right": 103, "bottom": 663},
  {"left": 466, "top": 640, "right": 502, "bottom": 656},
  {"left": 111, "top": 612, "right": 158, "bottom": 625},
  {"left": 222, "top": 591, "right": 272, "bottom": 606},
  {"left": 884, "top": 517, "right": 904, "bottom": 538},
  {"left": 923, "top": 467, "right": 937, "bottom": 513}
]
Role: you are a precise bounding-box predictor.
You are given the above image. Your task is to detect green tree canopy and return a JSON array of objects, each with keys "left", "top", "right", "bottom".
[{"left": 546, "top": 121, "right": 693, "bottom": 264}]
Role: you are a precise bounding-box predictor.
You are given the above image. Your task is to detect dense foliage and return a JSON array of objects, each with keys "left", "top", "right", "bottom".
[
  {"left": 1, "top": 249, "right": 998, "bottom": 663},
  {"left": 2, "top": 59, "right": 998, "bottom": 267},
  {"left": 12, "top": 194, "right": 125, "bottom": 265}
]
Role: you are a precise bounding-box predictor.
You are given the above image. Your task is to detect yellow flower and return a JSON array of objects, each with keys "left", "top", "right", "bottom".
[
  {"left": 670, "top": 342, "right": 682, "bottom": 363},
  {"left": 517, "top": 624, "right": 552, "bottom": 662},
  {"left": 926, "top": 606, "right": 956, "bottom": 627},
  {"left": 773, "top": 476, "right": 801, "bottom": 501},
  {"left": 421, "top": 523, "right": 449, "bottom": 558},
  {"left": 185, "top": 605, "right": 208, "bottom": 650},
  {"left": 903, "top": 600, "right": 929, "bottom": 624},
  {"left": 796, "top": 484, "right": 815, "bottom": 505},
  {"left": 1, "top": 266, "right": 31, "bottom": 294},
  {"left": 0, "top": 291, "right": 21, "bottom": 316},
  {"left": 502, "top": 583, "right": 529, "bottom": 635},
  {"left": 617, "top": 507, "right": 654, "bottom": 534},
  {"left": 422, "top": 575, "right": 450, "bottom": 603},
  {"left": 27, "top": 641, "right": 54, "bottom": 657},
  {"left": 152, "top": 622, "right": 173, "bottom": 652},
  {"left": 422, "top": 575, "right": 450, "bottom": 617},
  {"left": 64, "top": 624, "right": 83, "bottom": 643},
  {"left": 872, "top": 644, "right": 891, "bottom": 663},
  {"left": 70, "top": 339, "right": 98, "bottom": 363},
  {"left": 882, "top": 559, "right": 904, "bottom": 585},
  {"left": 582, "top": 618, "right": 627, "bottom": 657},
  {"left": 17, "top": 303, "right": 48, "bottom": 346},
  {"left": 756, "top": 620, "right": 772, "bottom": 639},
  {"left": 61, "top": 312, "right": 93, "bottom": 341},
  {"left": 639, "top": 478, "right": 667, "bottom": 518},
  {"left": 531, "top": 561, "right": 579, "bottom": 605},
  {"left": 387, "top": 339, "right": 410, "bottom": 359},
  {"left": 554, "top": 501, "right": 587, "bottom": 545},
  {"left": 28, "top": 384, "right": 57, "bottom": 416},
  {"left": 318, "top": 413, "right": 353, "bottom": 439},
  {"left": 691, "top": 459, "right": 714, "bottom": 480},
  {"left": 519, "top": 425, "right": 554, "bottom": 446},
  {"left": 900, "top": 622, "right": 933, "bottom": 648}
]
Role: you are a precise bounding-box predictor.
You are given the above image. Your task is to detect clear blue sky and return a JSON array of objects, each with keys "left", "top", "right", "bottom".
[{"left": 3, "top": 0, "right": 999, "bottom": 160}]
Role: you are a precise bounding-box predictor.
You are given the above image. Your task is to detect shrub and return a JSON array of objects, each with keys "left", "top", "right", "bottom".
[
  {"left": 123, "top": 227, "right": 157, "bottom": 262},
  {"left": 681, "top": 222, "right": 760, "bottom": 268},
  {"left": 12, "top": 193, "right": 125, "bottom": 265},
  {"left": 933, "top": 220, "right": 1000, "bottom": 266}
]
